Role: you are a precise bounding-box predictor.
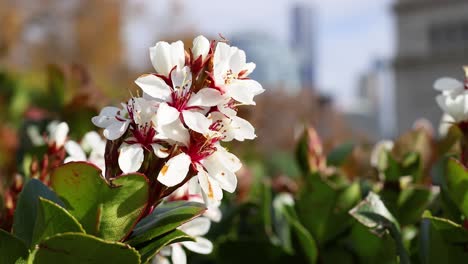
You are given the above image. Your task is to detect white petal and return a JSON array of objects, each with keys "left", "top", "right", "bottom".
[
  {"left": 171, "top": 244, "right": 187, "bottom": 264},
  {"left": 150, "top": 41, "right": 185, "bottom": 77},
  {"left": 157, "top": 102, "right": 180, "bottom": 126},
  {"left": 226, "top": 79, "right": 265, "bottom": 105},
  {"left": 187, "top": 88, "right": 224, "bottom": 107},
  {"left": 434, "top": 77, "right": 464, "bottom": 92},
  {"left": 135, "top": 74, "right": 172, "bottom": 101},
  {"left": 213, "top": 42, "right": 233, "bottom": 67},
  {"left": 182, "top": 111, "right": 211, "bottom": 134},
  {"left": 92, "top": 107, "right": 121, "bottom": 128},
  {"left": 230, "top": 116, "right": 256, "bottom": 141},
  {"left": 118, "top": 144, "right": 144, "bottom": 173},
  {"left": 103, "top": 120, "right": 129, "bottom": 141},
  {"left": 217, "top": 100, "right": 237, "bottom": 117},
  {"left": 437, "top": 93, "right": 468, "bottom": 122},
  {"left": 170, "top": 41, "right": 186, "bottom": 69},
  {"left": 202, "top": 155, "right": 238, "bottom": 193},
  {"left": 81, "top": 131, "right": 102, "bottom": 152},
  {"left": 131, "top": 97, "right": 158, "bottom": 126},
  {"left": 157, "top": 153, "right": 191, "bottom": 187},
  {"left": 229, "top": 48, "right": 247, "bottom": 74},
  {"left": 196, "top": 166, "right": 223, "bottom": 202},
  {"left": 157, "top": 119, "right": 190, "bottom": 146},
  {"left": 65, "top": 141, "right": 86, "bottom": 161},
  {"left": 188, "top": 176, "right": 201, "bottom": 195},
  {"left": 152, "top": 255, "right": 170, "bottom": 264},
  {"left": 53, "top": 122, "right": 69, "bottom": 147},
  {"left": 151, "top": 143, "right": 170, "bottom": 158},
  {"left": 171, "top": 66, "right": 192, "bottom": 93},
  {"left": 192, "top": 35, "right": 210, "bottom": 61},
  {"left": 204, "top": 206, "right": 222, "bottom": 223},
  {"left": 242, "top": 62, "right": 256, "bottom": 77},
  {"left": 180, "top": 217, "right": 211, "bottom": 237},
  {"left": 214, "top": 148, "right": 242, "bottom": 172},
  {"left": 182, "top": 237, "right": 213, "bottom": 255}
]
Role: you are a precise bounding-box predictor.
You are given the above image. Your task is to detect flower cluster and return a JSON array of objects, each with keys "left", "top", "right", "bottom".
[{"left": 92, "top": 36, "right": 264, "bottom": 203}]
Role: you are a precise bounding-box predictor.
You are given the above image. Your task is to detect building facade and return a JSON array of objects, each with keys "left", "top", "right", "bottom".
[{"left": 394, "top": 0, "right": 468, "bottom": 134}]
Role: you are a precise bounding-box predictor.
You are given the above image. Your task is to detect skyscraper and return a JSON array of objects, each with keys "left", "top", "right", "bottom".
[{"left": 291, "top": 3, "right": 316, "bottom": 89}]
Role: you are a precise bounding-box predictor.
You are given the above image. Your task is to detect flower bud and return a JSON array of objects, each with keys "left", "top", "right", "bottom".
[{"left": 192, "top": 35, "right": 210, "bottom": 62}]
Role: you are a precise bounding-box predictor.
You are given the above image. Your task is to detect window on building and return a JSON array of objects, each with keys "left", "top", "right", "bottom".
[{"left": 429, "top": 21, "right": 468, "bottom": 53}]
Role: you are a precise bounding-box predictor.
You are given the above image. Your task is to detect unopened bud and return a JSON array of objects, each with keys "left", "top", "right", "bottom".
[{"left": 192, "top": 35, "right": 210, "bottom": 62}]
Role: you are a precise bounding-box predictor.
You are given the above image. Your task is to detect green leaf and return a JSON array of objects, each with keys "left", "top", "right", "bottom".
[
  {"left": 50, "top": 162, "right": 149, "bottom": 241},
  {"left": 349, "top": 192, "right": 409, "bottom": 264},
  {"left": 281, "top": 205, "right": 318, "bottom": 264},
  {"left": 420, "top": 211, "right": 468, "bottom": 264},
  {"left": 445, "top": 158, "right": 468, "bottom": 218},
  {"left": 397, "top": 186, "right": 434, "bottom": 226},
  {"left": 0, "top": 229, "right": 28, "bottom": 264},
  {"left": 31, "top": 197, "right": 85, "bottom": 246},
  {"left": 13, "top": 179, "right": 63, "bottom": 246},
  {"left": 137, "top": 229, "right": 193, "bottom": 264},
  {"left": 327, "top": 142, "right": 354, "bottom": 167},
  {"left": 30, "top": 232, "right": 140, "bottom": 264},
  {"left": 296, "top": 174, "right": 359, "bottom": 244},
  {"left": 422, "top": 211, "right": 468, "bottom": 243},
  {"left": 129, "top": 201, "right": 205, "bottom": 246},
  {"left": 296, "top": 174, "right": 336, "bottom": 242}
]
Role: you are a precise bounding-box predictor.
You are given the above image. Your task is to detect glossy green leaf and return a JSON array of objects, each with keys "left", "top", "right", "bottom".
[
  {"left": 30, "top": 233, "right": 140, "bottom": 264},
  {"left": 281, "top": 205, "right": 318, "bottom": 264},
  {"left": 13, "top": 179, "right": 63, "bottom": 246},
  {"left": 129, "top": 201, "right": 205, "bottom": 246},
  {"left": 138, "top": 229, "right": 193, "bottom": 264},
  {"left": 0, "top": 229, "right": 28, "bottom": 264},
  {"left": 327, "top": 142, "right": 354, "bottom": 167},
  {"left": 31, "top": 197, "right": 85, "bottom": 246},
  {"left": 397, "top": 186, "right": 434, "bottom": 226},
  {"left": 50, "top": 162, "right": 149, "bottom": 241},
  {"left": 296, "top": 174, "right": 359, "bottom": 244},
  {"left": 349, "top": 192, "right": 409, "bottom": 264},
  {"left": 445, "top": 158, "right": 468, "bottom": 218},
  {"left": 420, "top": 211, "right": 468, "bottom": 264}
]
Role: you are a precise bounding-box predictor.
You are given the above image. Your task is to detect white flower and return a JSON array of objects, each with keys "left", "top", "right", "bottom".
[
  {"left": 157, "top": 144, "right": 241, "bottom": 202},
  {"left": 137, "top": 66, "right": 224, "bottom": 143},
  {"left": 150, "top": 40, "right": 185, "bottom": 77},
  {"left": 92, "top": 105, "right": 130, "bottom": 140},
  {"left": 434, "top": 67, "right": 468, "bottom": 122},
  {"left": 208, "top": 111, "right": 256, "bottom": 142},
  {"left": 212, "top": 42, "right": 265, "bottom": 105},
  {"left": 192, "top": 35, "right": 210, "bottom": 62},
  {"left": 64, "top": 131, "right": 106, "bottom": 174},
  {"left": 154, "top": 217, "right": 213, "bottom": 264},
  {"left": 47, "top": 121, "right": 69, "bottom": 148}
]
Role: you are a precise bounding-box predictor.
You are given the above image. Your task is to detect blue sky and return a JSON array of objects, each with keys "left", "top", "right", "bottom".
[{"left": 126, "top": 0, "right": 395, "bottom": 107}]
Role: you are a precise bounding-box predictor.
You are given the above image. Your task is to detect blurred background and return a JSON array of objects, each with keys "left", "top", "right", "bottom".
[
  {"left": 2, "top": 1, "right": 468, "bottom": 262},
  {"left": 1, "top": 0, "right": 468, "bottom": 153}
]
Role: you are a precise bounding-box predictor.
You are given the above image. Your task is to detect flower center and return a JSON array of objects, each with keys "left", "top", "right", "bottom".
[
  {"left": 224, "top": 69, "right": 237, "bottom": 85},
  {"left": 183, "top": 132, "right": 219, "bottom": 164}
]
